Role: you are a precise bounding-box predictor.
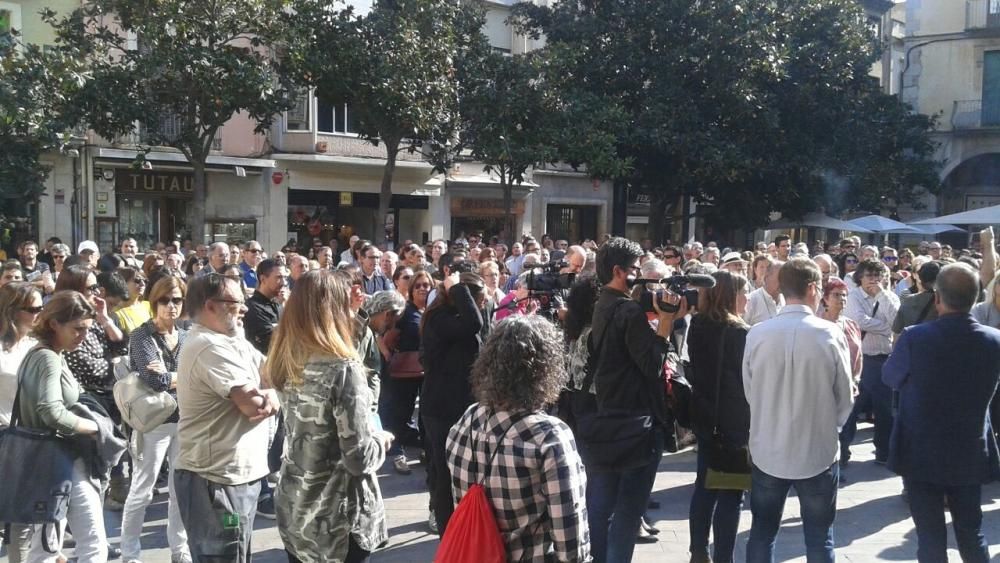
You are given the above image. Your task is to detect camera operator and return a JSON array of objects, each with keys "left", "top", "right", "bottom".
[{"left": 585, "top": 237, "right": 687, "bottom": 563}]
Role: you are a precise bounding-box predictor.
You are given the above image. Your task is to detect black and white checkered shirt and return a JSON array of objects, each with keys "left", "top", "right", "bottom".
[{"left": 446, "top": 404, "right": 591, "bottom": 562}]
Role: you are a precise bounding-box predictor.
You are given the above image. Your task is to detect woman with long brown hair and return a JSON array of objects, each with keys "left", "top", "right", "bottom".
[
  {"left": 686, "top": 270, "right": 751, "bottom": 563},
  {"left": 270, "top": 270, "right": 393, "bottom": 563}
]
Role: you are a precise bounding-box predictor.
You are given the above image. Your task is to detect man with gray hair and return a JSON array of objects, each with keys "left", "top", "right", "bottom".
[
  {"left": 744, "top": 259, "right": 785, "bottom": 326},
  {"left": 201, "top": 242, "right": 230, "bottom": 276},
  {"left": 883, "top": 263, "right": 1000, "bottom": 562}
]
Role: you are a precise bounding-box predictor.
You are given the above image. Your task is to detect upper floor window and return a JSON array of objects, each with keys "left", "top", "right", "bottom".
[
  {"left": 317, "top": 97, "right": 359, "bottom": 135},
  {"left": 286, "top": 90, "right": 311, "bottom": 131}
]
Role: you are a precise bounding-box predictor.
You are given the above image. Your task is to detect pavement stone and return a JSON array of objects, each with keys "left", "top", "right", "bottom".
[{"left": 4, "top": 425, "right": 999, "bottom": 562}]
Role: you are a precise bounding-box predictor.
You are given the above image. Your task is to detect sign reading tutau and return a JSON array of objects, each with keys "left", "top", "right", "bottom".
[{"left": 115, "top": 170, "right": 196, "bottom": 197}]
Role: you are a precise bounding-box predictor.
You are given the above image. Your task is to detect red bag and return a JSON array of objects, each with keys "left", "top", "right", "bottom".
[{"left": 434, "top": 483, "right": 506, "bottom": 563}]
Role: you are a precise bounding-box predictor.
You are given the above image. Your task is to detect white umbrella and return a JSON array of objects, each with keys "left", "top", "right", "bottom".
[
  {"left": 767, "top": 212, "right": 873, "bottom": 233},
  {"left": 906, "top": 223, "right": 966, "bottom": 235},
  {"left": 911, "top": 205, "right": 1000, "bottom": 225},
  {"left": 847, "top": 215, "right": 918, "bottom": 233}
]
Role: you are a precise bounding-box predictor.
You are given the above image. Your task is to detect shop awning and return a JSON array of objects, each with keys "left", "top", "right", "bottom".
[
  {"left": 911, "top": 205, "right": 1000, "bottom": 225},
  {"left": 424, "top": 172, "right": 539, "bottom": 191},
  {"left": 95, "top": 148, "right": 276, "bottom": 171},
  {"left": 766, "top": 212, "right": 873, "bottom": 233}
]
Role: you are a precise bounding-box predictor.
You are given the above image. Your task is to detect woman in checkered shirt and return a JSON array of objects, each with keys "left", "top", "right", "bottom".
[{"left": 446, "top": 315, "right": 590, "bottom": 562}]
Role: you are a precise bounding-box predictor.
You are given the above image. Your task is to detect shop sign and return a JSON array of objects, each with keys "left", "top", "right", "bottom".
[
  {"left": 340, "top": 192, "right": 353, "bottom": 206},
  {"left": 116, "top": 170, "right": 195, "bottom": 197},
  {"left": 450, "top": 198, "right": 525, "bottom": 216},
  {"left": 272, "top": 171, "right": 285, "bottom": 185}
]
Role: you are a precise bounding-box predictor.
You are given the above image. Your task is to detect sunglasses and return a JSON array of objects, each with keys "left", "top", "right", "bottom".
[
  {"left": 845, "top": 258, "right": 858, "bottom": 264},
  {"left": 882, "top": 256, "right": 898, "bottom": 262},
  {"left": 247, "top": 249, "right": 262, "bottom": 254},
  {"left": 22, "top": 306, "right": 43, "bottom": 314},
  {"left": 87, "top": 284, "right": 101, "bottom": 294},
  {"left": 158, "top": 297, "right": 184, "bottom": 306},
  {"left": 412, "top": 283, "right": 432, "bottom": 290}
]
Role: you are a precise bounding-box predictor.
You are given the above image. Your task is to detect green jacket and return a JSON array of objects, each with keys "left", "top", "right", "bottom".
[
  {"left": 276, "top": 355, "right": 387, "bottom": 562},
  {"left": 17, "top": 346, "right": 83, "bottom": 434}
]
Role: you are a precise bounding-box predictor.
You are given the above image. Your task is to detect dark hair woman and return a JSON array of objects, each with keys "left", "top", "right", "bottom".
[
  {"left": 19, "top": 291, "right": 108, "bottom": 562},
  {"left": 559, "top": 275, "right": 601, "bottom": 426},
  {"left": 686, "top": 271, "right": 751, "bottom": 563},
  {"left": 420, "top": 270, "right": 486, "bottom": 535},
  {"left": 380, "top": 269, "right": 433, "bottom": 475},
  {"left": 446, "top": 315, "right": 589, "bottom": 562},
  {"left": 120, "top": 276, "right": 190, "bottom": 562}
]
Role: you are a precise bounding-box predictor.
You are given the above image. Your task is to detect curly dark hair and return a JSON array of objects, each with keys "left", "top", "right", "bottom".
[
  {"left": 563, "top": 274, "right": 600, "bottom": 342},
  {"left": 470, "top": 315, "right": 568, "bottom": 412},
  {"left": 852, "top": 258, "right": 887, "bottom": 285}
]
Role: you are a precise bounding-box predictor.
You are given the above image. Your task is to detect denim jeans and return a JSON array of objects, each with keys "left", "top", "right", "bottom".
[
  {"left": 27, "top": 459, "right": 107, "bottom": 563},
  {"left": 860, "top": 354, "right": 892, "bottom": 461},
  {"left": 380, "top": 376, "right": 422, "bottom": 456},
  {"left": 586, "top": 428, "right": 664, "bottom": 563},
  {"left": 746, "top": 463, "right": 838, "bottom": 563},
  {"left": 904, "top": 479, "right": 989, "bottom": 563},
  {"left": 838, "top": 386, "right": 871, "bottom": 461},
  {"left": 688, "top": 434, "right": 744, "bottom": 562}
]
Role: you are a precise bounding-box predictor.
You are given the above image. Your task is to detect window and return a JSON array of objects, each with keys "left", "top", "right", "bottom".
[
  {"left": 983, "top": 51, "right": 1000, "bottom": 126},
  {"left": 0, "top": 2, "right": 21, "bottom": 38},
  {"left": 285, "top": 90, "right": 311, "bottom": 131},
  {"left": 206, "top": 221, "right": 256, "bottom": 247},
  {"left": 317, "top": 97, "right": 359, "bottom": 135}
]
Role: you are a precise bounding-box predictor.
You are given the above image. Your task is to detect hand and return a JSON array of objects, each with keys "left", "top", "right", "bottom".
[
  {"left": 91, "top": 295, "right": 109, "bottom": 321},
  {"left": 249, "top": 389, "right": 280, "bottom": 422},
  {"left": 276, "top": 287, "right": 290, "bottom": 305},
  {"left": 41, "top": 271, "right": 55, "bottom": 293},
  {"left": 443, "top": 272, "right": 460, "bottom": 291},
  {"left": 982, "top": 226, "right": 994, "bottom": 245},
  {"left": 376, "top": 430, "right": 395, "bottom": 451},
  {"left": 146, "top": 360, "right": 166, "bottom": 374}
]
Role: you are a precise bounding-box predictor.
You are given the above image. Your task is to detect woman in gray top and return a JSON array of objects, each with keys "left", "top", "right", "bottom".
[
  {"left": 17, "top": 291, "right": 107, "bottom": 563},
  {"left": 972, "top": 270, "right": 1000, "bottom": 329}
]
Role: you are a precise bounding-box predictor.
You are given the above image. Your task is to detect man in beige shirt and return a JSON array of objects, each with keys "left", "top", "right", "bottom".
[{"left": 175, "top": 274, "right": 279, "bottom": 563}]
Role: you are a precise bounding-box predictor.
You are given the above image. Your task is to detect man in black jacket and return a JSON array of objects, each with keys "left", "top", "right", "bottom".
[
  {"left": 587, "top": 237, "right": 686, "bottom": 563},
  {"left": 243, "top": 258, "right": 287, "bottom": 355}
]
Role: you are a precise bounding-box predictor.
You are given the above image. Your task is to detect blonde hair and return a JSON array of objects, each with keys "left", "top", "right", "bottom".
[{"left": 266, "top": 270, "right": 359, "bottom": 391}]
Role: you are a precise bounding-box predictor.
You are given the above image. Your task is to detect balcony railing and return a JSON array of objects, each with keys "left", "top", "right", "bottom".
[
  {"left": 951, "top": 99, "right": 1000, "bottom": 130},
  {"left": 114, "top": 114, "right": 223, "bottom": 151},
  {"left": 967, "top": 0, "right": 1000, "bottom": 30}
]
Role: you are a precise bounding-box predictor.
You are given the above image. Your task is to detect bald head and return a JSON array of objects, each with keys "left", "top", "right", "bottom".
[
  {"left": 562, "top": 245, "right": 587, "bottom": 274},
  {"left": 935, "top": 263, "right": 979, "bottom": 314}
]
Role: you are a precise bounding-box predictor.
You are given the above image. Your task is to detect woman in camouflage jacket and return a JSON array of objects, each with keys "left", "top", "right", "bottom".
[{"left": 267, "top": 270, "right": 395, "bottom": 563}]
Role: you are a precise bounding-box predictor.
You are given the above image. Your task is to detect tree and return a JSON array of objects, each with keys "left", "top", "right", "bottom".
[
  {"left": 290, "top": 0, "right": 469, "bottom": 246},
  {"left": 0, "top": 31, "right": 87, "bottom": 208},
  {"left": 51, "top": 0, "right": 300, "bottom": 242},
  {"left": 513, "top": 0, "right": 942, "bottom": 242}
]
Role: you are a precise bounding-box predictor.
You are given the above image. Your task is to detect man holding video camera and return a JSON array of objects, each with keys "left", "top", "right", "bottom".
[{"left": 583, "top": 236, "right": 687, "bottom": 563}]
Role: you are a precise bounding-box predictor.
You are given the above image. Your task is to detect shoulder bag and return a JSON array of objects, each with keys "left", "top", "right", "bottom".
[
  {"left": 113, "top": 344, "right": 177, "bottom": 433},
  {"left": 573, "top": 300, "right": 659, "bottom": 471},
  {"left": 0, "top": 348, "right": 76, "bottom": 550},
  {"left": 704, "top": 328, "right": 753, "bottom": 490},
  {"left": 383, "top": 327, "right": 424, "bottom": 379}
]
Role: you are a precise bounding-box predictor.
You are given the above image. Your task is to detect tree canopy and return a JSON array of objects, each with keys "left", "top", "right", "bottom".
[{"left": 513, "top": 0, "right": 941, "bottom": 240}]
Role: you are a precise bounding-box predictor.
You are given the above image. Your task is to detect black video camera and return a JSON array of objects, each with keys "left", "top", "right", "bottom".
[
  {"left": 524, "top": 261, "right": 575, "bottom": 294},
  {"left": 629, "top": 273, "right": 716, "bottom": 313}
]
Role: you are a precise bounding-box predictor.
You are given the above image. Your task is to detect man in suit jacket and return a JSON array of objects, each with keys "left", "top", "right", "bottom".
[{"left": 883, "top": 262, "right": 1000, "bottom": 563}]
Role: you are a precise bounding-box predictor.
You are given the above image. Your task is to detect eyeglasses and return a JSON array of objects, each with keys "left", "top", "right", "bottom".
[
  {"left": 22, "top": 306, "right": 43, "bottom": 314},
  {"left": 158, "top": 297, "right": 184, "bottom": 306},
  {"left": 87, "top": 284, "right": 101, "bottom": 295},
  {"left": 845, "top": 258, "right": 858, "bottom": 264},
  {"left": 882, "top": 256, "right": 898, "bottom": 262}
]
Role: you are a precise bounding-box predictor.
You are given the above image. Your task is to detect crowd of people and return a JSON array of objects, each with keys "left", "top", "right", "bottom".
[{"left": 0, "top": 227, "right": 999, "bottom": 563}]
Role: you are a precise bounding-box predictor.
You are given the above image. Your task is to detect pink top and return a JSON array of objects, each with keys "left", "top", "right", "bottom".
[{"left": 836, "top": 316, "right": 863, "bottom": 379}]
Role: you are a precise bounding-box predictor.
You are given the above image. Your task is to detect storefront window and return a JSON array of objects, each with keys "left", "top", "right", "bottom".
[
  {"left": 119, "top": 197, "right": 159, "bottom": 251},
  {"left": 207, "top": 221, "right": 256, "bottom": 247}
]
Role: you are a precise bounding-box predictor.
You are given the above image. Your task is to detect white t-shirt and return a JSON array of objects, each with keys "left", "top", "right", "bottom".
[
  {"left": 175, "top": 324, "right": 270, "bottom": 485},
  {"left": 0, "top": 337, "right": 38, "bottom": 427}
]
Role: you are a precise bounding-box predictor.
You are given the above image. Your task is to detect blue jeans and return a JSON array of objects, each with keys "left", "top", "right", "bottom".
[
  {"left": 860, "top": 354, "right": 892, "bottom": 461},
  {"left": 689, "top": 435, "right": 744, "bottom": 562},
  {"left": 746, "top": 463, "right": 839, "bottom": 563},
  {"left": 586, "top": 428, "right": 664, "bottom": 563},
  {"left": 379, "top": 376, "right": 422, "bottom": 456},
  {"left": 904, "top": 479, "right": 989, "bottom": 563}
]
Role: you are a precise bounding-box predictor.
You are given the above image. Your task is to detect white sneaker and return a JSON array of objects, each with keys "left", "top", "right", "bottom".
[{"left": 393, "top": 455, "right": 411, "bottom": 475}]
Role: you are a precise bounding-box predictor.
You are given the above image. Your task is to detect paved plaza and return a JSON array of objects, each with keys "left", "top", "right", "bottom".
[{"left": 6, "top": 425, "right": 999, "bottom": 562}]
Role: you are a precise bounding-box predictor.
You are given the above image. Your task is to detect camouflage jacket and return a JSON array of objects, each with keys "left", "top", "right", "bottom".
[{"left": 276, "top": 356, "right": 388, "bottom": 562}]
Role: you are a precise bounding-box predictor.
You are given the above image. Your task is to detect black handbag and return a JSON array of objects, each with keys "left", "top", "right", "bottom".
[
  {"left": 573, "top": 301, "right": 659, "bottom": 471},
  {"left": 0, "top": 348, "right": 76, "bottom": 543},
  {"left": 703, "top": 329, "right": 752, "bottom": 490}
]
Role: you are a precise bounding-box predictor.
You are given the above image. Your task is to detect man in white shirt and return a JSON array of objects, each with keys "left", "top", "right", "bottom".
[
  {"left": 505, "top": 242, "right": 525, "bottom": 277},
  {"left": 843, "top": 258, "right": 900, "bottom": 464},
  {"left": 340, "top": 235, "right": 360, "bottom": 266},
  {"left": 743, "top": 258, "right": 854, "bottom": 563},
  {"left": 743, "top": 259, "right": 785, "bottom": 326}
]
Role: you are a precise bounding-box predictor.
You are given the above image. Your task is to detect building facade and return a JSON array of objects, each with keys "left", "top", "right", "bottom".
[{"left": 902, "top": 0, "right": 1000, "bottom": 246}]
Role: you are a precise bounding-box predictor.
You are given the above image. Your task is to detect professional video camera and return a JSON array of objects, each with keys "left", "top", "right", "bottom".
[
  {"left": 629, "top": 273, "right": 716, "bottom": 313},
  {"left": 525, "top": 261, "right": 575, "bottom": 295}
]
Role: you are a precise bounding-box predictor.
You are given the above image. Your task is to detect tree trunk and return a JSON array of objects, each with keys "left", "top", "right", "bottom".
[
  {"left": 647, "top": 192, "right": 670, "bottom": 244},
  {"left": 378, "top": 138, "right": 400, "bottom": 247},
  {"left": 191, "top": 159, "right": 207, "bottom": 244},
  {"left": 502, "top": 167, "right": 514, "bottom": 244}
]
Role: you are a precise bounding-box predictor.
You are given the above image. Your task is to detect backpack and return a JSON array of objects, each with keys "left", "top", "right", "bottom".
[{"left": 435, "top": 412, "right": 530, "bottom": 563}]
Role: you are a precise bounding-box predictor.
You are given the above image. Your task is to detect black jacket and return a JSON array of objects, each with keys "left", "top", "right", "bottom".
[
  {"left": 590, "top": 288, "right": 670, "bottom": 424},
  {"left": 420, "top": 285, "right": 484, "bottom": 422},
  {"left": 244, "top": 291, "right": 282, "bottom": 355},
  {"left": 686, "top": 316, "right": 750, "bottom": 444}
]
